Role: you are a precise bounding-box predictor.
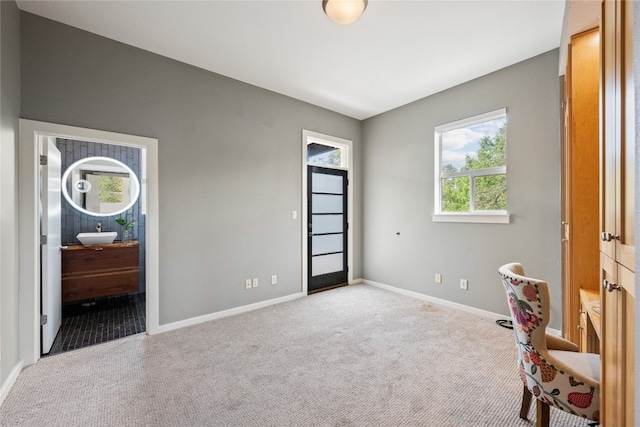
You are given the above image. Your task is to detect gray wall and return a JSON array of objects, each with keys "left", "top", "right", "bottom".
[
  {"left": 20, "top": 12, "right": 362, "bottom": 325},
  {"left": 56, "top": 139, "right": 146, "bottom": 293},
  {"left": 0, "top": 0, "right": 21, "bottom": 388},
  {"left": 362, "top": 50, "right": 563, "bottom": 329}
]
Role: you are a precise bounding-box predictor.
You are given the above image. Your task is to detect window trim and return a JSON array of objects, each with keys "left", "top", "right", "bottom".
[{"left": 433, "top": 108, "right": 510, "bottom": 224}]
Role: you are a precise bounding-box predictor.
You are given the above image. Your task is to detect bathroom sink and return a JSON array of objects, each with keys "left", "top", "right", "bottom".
[{"left": 76, "top": 232, "right": 117, "bottom": 245}]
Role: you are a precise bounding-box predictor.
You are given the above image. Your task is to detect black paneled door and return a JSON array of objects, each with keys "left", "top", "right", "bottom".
[{"left": 308, "top": 166, "right": 348, "bottom": 293}]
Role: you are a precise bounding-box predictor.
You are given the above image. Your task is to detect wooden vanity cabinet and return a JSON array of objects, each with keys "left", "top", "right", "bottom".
[{"left": 62, "top": 241, "right": 139, "bottom": 302}]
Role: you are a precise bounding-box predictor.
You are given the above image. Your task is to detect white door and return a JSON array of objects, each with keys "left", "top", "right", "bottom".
[{"left": 41, "top": 137, "right": 62, "bottom": 354}]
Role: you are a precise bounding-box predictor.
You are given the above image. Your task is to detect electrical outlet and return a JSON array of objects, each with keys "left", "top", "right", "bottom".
[
  {"left": 460, "top": 279, "right": 468, "bottom": 290},
  {"left": 271, "top": 275, "right": 277, "bottom": 285},
  {"left": 252, "top": 278, "right": 259, "bottom": 288},
  {"left": 245, "top": 279, "right": 252, "bottom": 290},
  {"left": 435, "top": 273, "right": 442, "bottom": 284}
]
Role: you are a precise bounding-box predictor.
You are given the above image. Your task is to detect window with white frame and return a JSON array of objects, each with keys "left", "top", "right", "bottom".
[{"left": 433, "top": 108, "right": 509, "bottom": 223}]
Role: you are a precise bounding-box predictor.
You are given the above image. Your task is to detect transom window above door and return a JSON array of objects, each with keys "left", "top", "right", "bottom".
[{"left": 307, "top": 141, "right": 348, "bottom": 169}]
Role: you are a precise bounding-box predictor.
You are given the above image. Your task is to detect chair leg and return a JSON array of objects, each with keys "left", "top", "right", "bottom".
[
  {"left": 536, "top": 399, "right": 550, "bottom": 427},
  {"left": 519, "top": 385, "right": 532, "bottom": 419}
]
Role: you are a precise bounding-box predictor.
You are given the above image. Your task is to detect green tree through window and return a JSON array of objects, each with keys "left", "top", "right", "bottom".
[
  {"left": 436, "top": 108, "right": 507, "bottom": 216},
  {"left": 99, "top": 176, "right": 123, "bottom": 203}
]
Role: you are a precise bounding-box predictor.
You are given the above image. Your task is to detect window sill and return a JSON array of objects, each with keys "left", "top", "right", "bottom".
[{"left": 432, "top": 213, "right": 510, "bottom": 224}]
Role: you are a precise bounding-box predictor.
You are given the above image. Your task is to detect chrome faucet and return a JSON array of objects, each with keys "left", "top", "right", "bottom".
[{"left": 96, "top": 223, "right": 102, "bottom": 233}]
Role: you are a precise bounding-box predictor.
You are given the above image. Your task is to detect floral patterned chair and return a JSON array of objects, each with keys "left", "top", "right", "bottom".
[{"left": 498, "top": 263, "right": 600, "bottom": 427}]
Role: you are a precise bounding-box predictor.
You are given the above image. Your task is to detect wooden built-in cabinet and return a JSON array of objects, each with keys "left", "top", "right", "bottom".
[
  {"left": 562, "top": 28, "right": 601, "bottom": 346},
  {"left": 62, "top": 241, "right": 140, "bottom": 303},
  {"left": 563, "top": 1, "right": 635, "bottom": 424},
  {"left": 599, "top": 0, "right": 635, "bottom": 425}
]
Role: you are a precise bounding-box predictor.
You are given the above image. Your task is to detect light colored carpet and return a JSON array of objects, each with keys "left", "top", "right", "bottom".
[{"left": 1, "top": 284, "right": 589, "bottom": 426}]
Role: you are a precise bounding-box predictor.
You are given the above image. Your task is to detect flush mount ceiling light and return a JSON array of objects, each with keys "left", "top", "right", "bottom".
[{"left": 322, "top": 0, "right": 368, "bottom": 25}]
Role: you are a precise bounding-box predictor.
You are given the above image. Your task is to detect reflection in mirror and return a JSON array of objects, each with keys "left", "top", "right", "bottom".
[{"left": 61, "top": 156, "right": 140, "bottom": 217}]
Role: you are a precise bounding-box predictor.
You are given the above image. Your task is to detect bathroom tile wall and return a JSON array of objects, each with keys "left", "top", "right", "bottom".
[{"left": 57, "top": 138, "right": 146, "bottom": 293}]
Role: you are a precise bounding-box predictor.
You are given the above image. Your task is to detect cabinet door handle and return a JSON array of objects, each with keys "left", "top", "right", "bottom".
[
  {"left": 603, "top": 279, "right": 621, "bottom": 292},
  {"left": 601, "top": 232, "right": 619, "bottom": 242}
]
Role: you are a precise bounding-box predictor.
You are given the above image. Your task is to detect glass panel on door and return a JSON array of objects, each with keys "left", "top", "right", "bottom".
[{"left": 308, "top": 166, "right": 348, "bottom": 293}]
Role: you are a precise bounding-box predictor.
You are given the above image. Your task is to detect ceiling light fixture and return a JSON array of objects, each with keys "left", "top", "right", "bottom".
[{"left": 322, "top": 0, "right": 368, "bottom": 25}]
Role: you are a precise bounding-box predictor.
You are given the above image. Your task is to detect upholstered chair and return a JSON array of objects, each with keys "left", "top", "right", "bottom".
[{"left": 498, "top": 263, "right": 600, "bottom": 427}]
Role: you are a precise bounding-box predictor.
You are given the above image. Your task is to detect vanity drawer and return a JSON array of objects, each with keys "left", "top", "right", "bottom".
[
  {"left": 62, "top": 242, "right": 139, "bottom": 275},
  {"left": 62, "top": 269, "right": 139, "bottom": 302}
]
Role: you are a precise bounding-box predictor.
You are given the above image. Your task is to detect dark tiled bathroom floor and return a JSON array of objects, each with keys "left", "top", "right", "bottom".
[{"left": 46, "top": 293, "right": 146, "bottom": 356}]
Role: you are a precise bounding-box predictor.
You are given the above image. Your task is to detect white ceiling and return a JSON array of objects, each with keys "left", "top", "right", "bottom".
[{"left": 16, "top": 0, "right": 568, "bottom": 120}]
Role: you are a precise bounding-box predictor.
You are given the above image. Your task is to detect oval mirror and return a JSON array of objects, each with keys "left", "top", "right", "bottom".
[{"left": 61, "top": 156, "right": 140, "bottom": 217}]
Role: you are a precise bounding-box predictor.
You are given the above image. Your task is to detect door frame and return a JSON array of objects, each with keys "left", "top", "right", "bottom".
[
  {"left": 19, "top": 119, "right": 159, "bottom": 366},
  {"left": 301, "top": 130, "right": 353, "bottom": 294}
]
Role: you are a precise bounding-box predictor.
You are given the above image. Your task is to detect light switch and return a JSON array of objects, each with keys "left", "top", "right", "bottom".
[{"left": 291, "top": 210, "right": 298, "bottom": 220}]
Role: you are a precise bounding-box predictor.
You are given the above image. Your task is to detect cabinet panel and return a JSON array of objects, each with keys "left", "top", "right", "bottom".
[
  {"left": 601, "top": 263, "right": 634, "bottom": 426},
  {"left": 601, "top": 0, "right": 634, "bottom": 270},
  {"left": 600, "top": 0, "right": 617, "bottom": 262},
  {"left": 615, "top": 0, "right": 635, "bottom": 271},
  {"left": 601, "top": 253, "right": 621, "bottom": 426},
  {"left": 599, "top": 2, "right": 635, "bottom": 425},
  {"left": 624, "top": 288, "right": 635, "bottom": 427}
]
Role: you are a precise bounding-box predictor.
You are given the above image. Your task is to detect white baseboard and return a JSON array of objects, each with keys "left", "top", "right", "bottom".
[
  {"left": 156, "top": 292, "right": 306, "bottom": 334},
  {"left": 363, "top": 278, "right": 509, "bottom": 319},
  {"left": 0, "top": 360, "right": 23, "bottom": 406},
  {"left": 153, "top": 278, "right": 563, "bottom": 338},
  {"left": 361, "top": 278, "right": 563, "bottom": 337},
  {"left": 156, "top": 280, "right": 365, "bottom": 335}
]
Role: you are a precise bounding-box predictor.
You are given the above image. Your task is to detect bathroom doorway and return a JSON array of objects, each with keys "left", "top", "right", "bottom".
[
  {"left": 19, "top": 119, "right": 159, "bottom": 367},
  {"left": 45, "top": 138, "right": 148, "bottom": 356}
]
